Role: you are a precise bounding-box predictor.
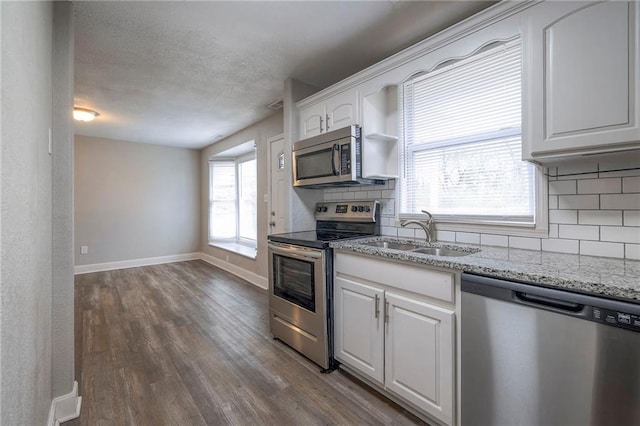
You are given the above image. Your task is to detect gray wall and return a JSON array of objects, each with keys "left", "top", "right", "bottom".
[
  {"left": 1, "top": 2, "right": 55, "bottom": 424},
  {"left": 200, "top": 112, "right": 283, "bottom": 280},
  {"left": 52, "top": 1, "right": 76, "bottom": 398},
  {"left": 75, "top": 135, "right": 200, "bottom": 266}
]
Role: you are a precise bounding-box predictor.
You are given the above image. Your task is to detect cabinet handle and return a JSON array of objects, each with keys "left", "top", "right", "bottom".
[
  {"left": 319, "top": 116, "right": 324, "bottom": 133},
  {"left": 374, "top": 294, "right": 380, "bottom": 319},
  {"left": 384, "top": 300, "right": 389, "bottom": 324},
  {"left": 326, "top": 114, "right": 330, "bottom": 131}
]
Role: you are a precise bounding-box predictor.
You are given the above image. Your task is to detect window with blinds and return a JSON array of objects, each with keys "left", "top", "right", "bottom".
[
  {"left": 400, "top": 38, "right": 536, "bottom": 223},
  {"left": 209, "top": 155, "right": 257, "bottom": 242}
]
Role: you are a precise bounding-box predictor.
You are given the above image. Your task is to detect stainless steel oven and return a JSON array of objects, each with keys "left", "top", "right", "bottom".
[
  {"left": 292, "top": 125, "right": 383, "bottom": 188},
  {"left": 268, "top": 242, "right": 330, "bottom": 369},
  {"left": 268, "top": 200, "right": 380, "bottom": 371}
]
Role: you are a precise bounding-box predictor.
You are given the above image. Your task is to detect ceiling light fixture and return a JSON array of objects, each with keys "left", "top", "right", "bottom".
[{"left": 73, "top": 107, "right": 99, "bottom": 122}]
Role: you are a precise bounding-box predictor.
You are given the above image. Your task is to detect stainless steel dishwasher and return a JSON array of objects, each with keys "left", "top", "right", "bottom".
[{"left": 461, "top": 273, "right": 640, "bottom": 426}]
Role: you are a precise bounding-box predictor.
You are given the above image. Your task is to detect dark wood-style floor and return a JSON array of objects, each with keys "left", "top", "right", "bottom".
[{"left": 68, "top": 260, "right": 426, "bottom": 425}]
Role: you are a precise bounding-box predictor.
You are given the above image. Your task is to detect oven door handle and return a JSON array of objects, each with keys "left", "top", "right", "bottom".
[{"left": 268, "top": 243, "right": 323, "bottom": 260}]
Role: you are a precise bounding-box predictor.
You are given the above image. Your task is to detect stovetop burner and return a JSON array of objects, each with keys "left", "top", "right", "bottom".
[{"left": 268, "top": 201, "right": 380, "bottom": 249}]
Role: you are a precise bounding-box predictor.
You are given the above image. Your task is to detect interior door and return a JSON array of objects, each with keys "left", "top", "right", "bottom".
[{"left": 268, "top": 134, "right": 286, "bottom": 235}]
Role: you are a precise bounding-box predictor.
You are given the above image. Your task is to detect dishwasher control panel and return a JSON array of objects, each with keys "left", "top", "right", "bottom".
[{"left": 592, "top": 306, "right": 640, "bottom": 333}]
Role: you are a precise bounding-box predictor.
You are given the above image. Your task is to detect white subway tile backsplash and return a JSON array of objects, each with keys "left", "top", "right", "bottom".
[
  {"left": 327, "top": 163, "right": 638, "bottom": 259},
  {"left": 542, "top": 238, "right": 580, "bottom": 254},
  {"left": 397, "top": 227, "right": 415, "bottom": 238},
  {"left": 600, "top": 193, "right": 640, "bottom": 210},
  {"left": 480, "top": 234, "right": 509, "bottom": 247},
  {"left": 381, "top": 226, "right": 397, "bottom": 237},
  {"left": 626, "top": 244, "right": 640, "bottom": 260},
  {"left": 578, "top": 210, "right": 622, "bottom": 226},
  {"left": 624, "top": 211, "right": 640, "bottom": 227},
  {"left": 437, "top": 230, "right": 456, "bottom": 242},
  {"left": 549, "top": 209, "right": 577, "bottom": 224},
  {"left": 509, "top": 236, "right": 541, "bottom": 250},
  {"left": 577, "top": 178, "right": 621, "bottom": 194},
  {"left": 558, "top": 195, "right": 599, "bottom": 210},
  {"left": 600, "top": 226, "right": 640, "bottom": 244},
  {"left": 598, "top": 158, "right": 640, "bottom": 177},
  {"left": 381, "top": 217, "right": 395, "bottom": 226},
  {"left": 549, "top": 180, "right": 576, "bottom": 195},
  {"left": 558, "top": 224, "right": 599, "bottom": 240},
  {"left": 456, "top": 232, "right": 480, "bottom": 244},
  {"left": 414, "top": 229, "right": 427, "bottom": 241},
  {"left": 556, "top": 162, "right": 598, "bottom": 177},
  {"left": 623, "top": 176, "right": 640, "bottom": 193},
  {"left": 580, "top": 241, "right": 624, "bottom": 258},
  {"left": 341, "top": 192, "right": 355, "bottom": 200}
]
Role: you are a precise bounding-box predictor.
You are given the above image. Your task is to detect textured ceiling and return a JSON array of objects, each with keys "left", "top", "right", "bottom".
[{"left": 73, "top": 1, "right": 495, "bottom": 149}]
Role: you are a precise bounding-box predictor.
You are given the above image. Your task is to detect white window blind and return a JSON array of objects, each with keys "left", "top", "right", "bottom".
[
  {"left": 209, "top": 154, "right": 257, "bottom": 243},
  {"left": 400, "top": 38, "right": 536, "bottom": 223},
  {"left": 209, "top": 161, "right": 237, "bottom": 240}
]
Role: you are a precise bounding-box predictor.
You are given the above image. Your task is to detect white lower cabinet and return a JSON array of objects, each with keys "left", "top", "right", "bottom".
[
  {"left": 334, "top": 276, "right": 384, "bottom": 385},
  {"left": 334, "top": 252, "right": 455, "bottom": 425}
]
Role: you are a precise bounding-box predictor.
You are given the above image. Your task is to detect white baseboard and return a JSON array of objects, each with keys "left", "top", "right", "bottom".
[
  {"left": 47, "top": 381, "right": 82, "bottom": 426},
  {"left": 199, "top": 252, "right": 268, "bottom": 290},
  {"left": 74, "top": 253, "right": 201, "bottom": 275}
]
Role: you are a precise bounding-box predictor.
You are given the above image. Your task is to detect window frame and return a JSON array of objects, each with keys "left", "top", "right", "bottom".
[
  {"left": 397, "top": 37, "right": 548, "bottom": 237},
  {"left": 208, "top": 150, "right": 258, "bottom": 257}
]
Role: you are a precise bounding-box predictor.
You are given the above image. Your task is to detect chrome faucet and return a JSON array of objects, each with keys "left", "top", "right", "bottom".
[{"left": 401, "top": 210, "right": 435, "bottom": 242}]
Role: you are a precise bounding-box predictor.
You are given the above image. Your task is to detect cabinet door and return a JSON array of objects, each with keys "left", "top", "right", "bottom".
[
  {"left": 326, "top": 90, "right": 359, "bottom": 132},
  {"left": 384, "top": 292, "right": 454, "bottom": 426},
  {"left": 334, "top": 276, "right": 384, "bottom": 385},
  {"left": 299, "top": 102, "right": 325, "bottom": 139},
  {"left": 523, "top": 1, "right": 640, "bottom": 160}
]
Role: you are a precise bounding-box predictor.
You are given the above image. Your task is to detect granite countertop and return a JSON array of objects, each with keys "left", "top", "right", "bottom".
[{"left": 330, "top": 236, "right": 640, "bottom": 304}]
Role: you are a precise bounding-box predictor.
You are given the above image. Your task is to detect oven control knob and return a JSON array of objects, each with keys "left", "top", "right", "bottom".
[
  {"left": 316, "top": 206, "right": 322, "bottom": 213},
  {"left": 321, "top": 206, "right": 328, "bottom": 212},
  {"left": 364, "top": 206, "right": 371, "bottom": 212},
  {"left": 357, "top": 206, "right": 364, "bottom": 212},
  {"left": 351, "top": 206, "right": 358, "bottom": 212}
]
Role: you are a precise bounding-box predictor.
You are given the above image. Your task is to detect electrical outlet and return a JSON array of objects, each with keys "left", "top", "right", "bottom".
[
  {"left": 225, "top": 254, "right": 229, "bottom": 263},
  {"left": 263, "top": 193, "right": 269, "bottom": 203},
  {"left": 80, "top": 245, "right": 88, "bottom": 255}
]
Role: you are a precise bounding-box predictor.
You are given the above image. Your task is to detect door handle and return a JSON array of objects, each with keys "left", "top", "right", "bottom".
[
  {"left": 375, "top": 294, "right": 380, "bottom": 319},
  {"left": 384, "top": 300, "right": 389, "bottom": 324},
  {"left": 331, "top": 144, "right": 340, "bottom": 176}
]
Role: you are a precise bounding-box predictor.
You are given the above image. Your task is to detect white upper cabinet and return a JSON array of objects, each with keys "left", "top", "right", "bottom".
[
  {"left": 298, "top": 89, "right": 359, "bottom": 140},
  {"left": 522, "top": 1, "right": 640, "bottom": 161}
]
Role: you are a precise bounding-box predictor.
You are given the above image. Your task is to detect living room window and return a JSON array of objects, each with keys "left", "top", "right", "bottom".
[
  {"left": 399, "top": 38, "right": 545, "bottom": 233},
  {"left": 209, "top": 148, "right": 257, "bottom": 258}
]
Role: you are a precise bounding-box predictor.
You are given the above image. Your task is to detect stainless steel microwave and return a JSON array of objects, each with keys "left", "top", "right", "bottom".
[{"left": 292, "top": 125, "right": 383, "bottom": 188}]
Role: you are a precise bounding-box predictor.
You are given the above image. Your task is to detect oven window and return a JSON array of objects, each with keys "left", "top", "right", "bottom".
[{"left": 273, "top": 254, "right": 315, "bottom": 312}]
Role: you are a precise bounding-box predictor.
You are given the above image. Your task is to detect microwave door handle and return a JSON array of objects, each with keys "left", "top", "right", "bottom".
[{"left": 331, "top": 144, "right": 339, "bottom": 176}]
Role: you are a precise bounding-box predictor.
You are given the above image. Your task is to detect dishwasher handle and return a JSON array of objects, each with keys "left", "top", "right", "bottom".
[{"left": 514, "top": 291, "right": 585, "bottom": 313}]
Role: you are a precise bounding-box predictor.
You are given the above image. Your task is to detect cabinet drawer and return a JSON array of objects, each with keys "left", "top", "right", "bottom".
[{"left": 335, "top": 252, "right": 454, "bottom": 303}]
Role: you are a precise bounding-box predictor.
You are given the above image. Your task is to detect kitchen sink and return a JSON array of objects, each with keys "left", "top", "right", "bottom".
[
  {"left": 359, "top": 240, "right": 478, "bottom": 257},
  {"left": 361, "top": 241, "right": 421, "bottom": 251},
  {"left": 412, "top": 247, "right": 474, "bottom": 257}
]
